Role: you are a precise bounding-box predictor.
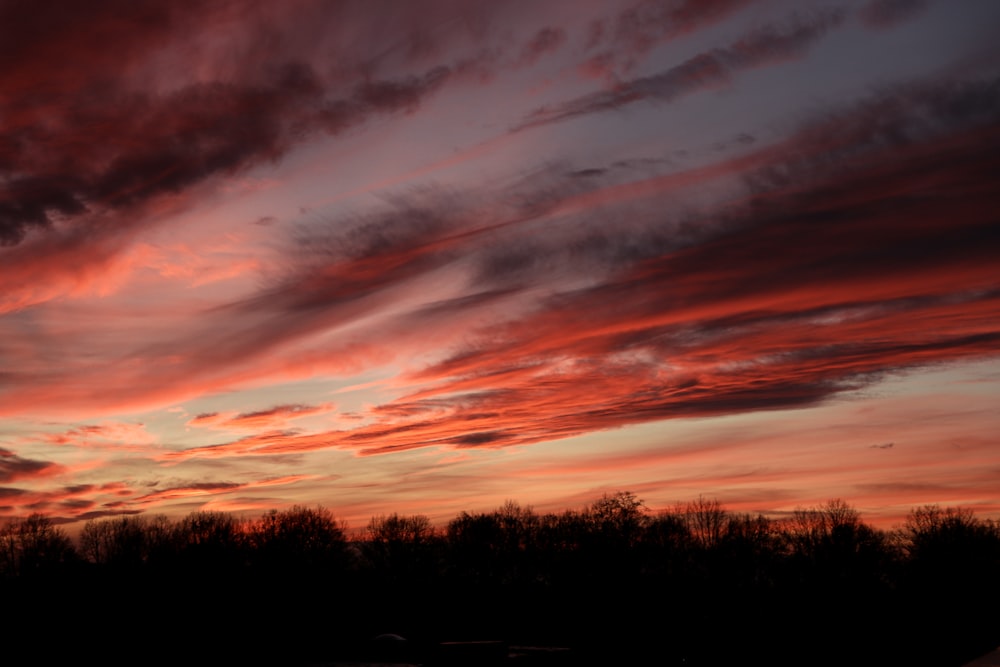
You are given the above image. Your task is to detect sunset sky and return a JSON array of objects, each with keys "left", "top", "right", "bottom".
[{"left": 2, "top": 0, "right": 999, "bottom": 534}]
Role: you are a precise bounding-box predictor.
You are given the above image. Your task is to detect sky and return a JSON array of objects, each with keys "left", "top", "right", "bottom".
[{"left": 1, "top": 0, "right": 999, "bottom": 534}]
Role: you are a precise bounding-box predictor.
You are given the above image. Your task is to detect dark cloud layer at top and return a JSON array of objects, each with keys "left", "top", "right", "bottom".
[
  {"left": 0, "top": 0, "right": 487, "bottom": 246},
  {"left": 0, "top": 0, "right": 873, "bottom": 248},
  {"left": 0, "top": 59, "right": 450, "bottom": 246},
  {"left": 0, "top": 0, "right": 858, "bottom": 248},
  {"left": 4, "top": 0, "right": 738, "bottom": 248}
]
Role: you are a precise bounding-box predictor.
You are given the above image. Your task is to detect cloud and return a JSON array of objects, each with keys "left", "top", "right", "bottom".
[
  {"left": 5, "top": 81, "right": 1000, "bottom": 428},
  {"left": 0, "top": 0, "right": 790, "bottom": 320},
  {"left": 161, "top": 77, "right": 1000, "bottom": 461},
  {"left": 522, "top": 9, "right": 845, "bottom": 130},
  {"left": 70, "top": 509, "right": 145, "bottom": 522},
  {"left": 2, "top": 38, "right": 998, "bottom": 466},
  {"left": 186, "top": 403, "right": 336, "bottom": 431},
  {"left": 0, "top": 0, "right": 996, "bottom": 533},
  {"left": 0, "top": 0, "right": 533, "bottom": 331},
  {"left": 33, "top": 421, "right": 158, "bottom": 451},
  {"left": 581, "top": 0, "right": 759, "bottom": 79},
  {"left": 0, "top": 448, "right": 61, "bottom": 482},
  {"left": 0, "top": 471, "right": 314, "bottom": 520},
  {"left": 0, "top": 62, "right": 451, "bottom": 247},
  {"left": 518, "top": 27, "right": 567, "bottom": 67},
  {"left": 0, "top": 480, "right": 131, "bottom": 519},
  {"left": 0, "top": 0, "right": 497, "bottom": 248},
  {"left": 132, "top": 475, "right": 313, "bottom": 504},
  {"left": 854, "top": 477, "right": 1000, "bottom": 504},
  {"left": 858, "top": 0, "right": 929, "bottom": 29},
  {"left": 0, "top": 226, "right": 140, "bottom": 314}
]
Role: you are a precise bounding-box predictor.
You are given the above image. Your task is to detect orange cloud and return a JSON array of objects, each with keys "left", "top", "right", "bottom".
[
  {"left": 32, "top": 421, "right": 159, "bottom": 452},
  {"left": 132, "top": 475, "right": 313, "bottom": 505},
  {"left": 187, "top": 403, "right": 336, "bottom": 431}
]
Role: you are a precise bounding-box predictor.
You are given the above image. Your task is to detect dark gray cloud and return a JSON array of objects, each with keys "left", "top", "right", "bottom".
[
  {"left": 0, "top": 448, "right": 58, "bottom": 482},
  {"left": 0, "top": 61, "right": 453, "bottom": 246},
  {"left": 67, "top": 509, "right": 144, "bottom": 522},
  {"left": 583, "top": 0, "right": 759, "bottom": 76},
  {"left": 520, "top": 9, "right": 845, "bottom": 130},
  {"left": 859, "top": 0, "right": 929, "bottom": 29},
  {"left": 518, "top": 27, "right": 567, "bottom": 66},
  {"left": 0, "top": 0, "right": 474, "bottom": 247}
]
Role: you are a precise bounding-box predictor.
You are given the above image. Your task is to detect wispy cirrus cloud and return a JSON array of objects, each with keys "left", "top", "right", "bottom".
[
  {"left": 5, "top": 76, "right": 998, "bottom": 426},
  {"left": 130, "top": 474, "right": 314, "bottom": 505},
  {"left": 520, "top": 9, "right": 845, "bottom": 131},
  {"left": 156, "top": 76, "right": 1000, "bottom": 462},
  {"left": 859, "top": 0, "right": 929, "bottom": 29},
  {"left": 580, "top": 0, "right": 760, "bottom": 79},
  {"left": 4, "top": 0, "right": 694, "bottom": 250},
  {"left": 0, "top": 481, "right": 131, "bottom": 517},
  {"left": 0, "top": 52, "right": 450, "bottom": 247},
  {"left": 187, "top": 403, "right": 336, "bottom": 431},
  {"left": 0, "top": 472, "right": 314, "bottom": 520}
]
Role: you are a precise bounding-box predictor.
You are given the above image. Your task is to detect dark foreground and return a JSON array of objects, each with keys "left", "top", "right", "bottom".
[{"left": 2, "top": 498, "right": 998, "bottom": 666}]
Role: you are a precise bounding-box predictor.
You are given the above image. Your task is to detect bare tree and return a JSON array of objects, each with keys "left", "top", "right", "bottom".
[
  {"left": 79, "top": 514, "right": 156, "bottom": 566},
  {"left": 247, "top": 505, "right": 347, "bottom": 569},
  {"left": 682, "top": 496, "right": 728, "bottom": 548},
  {"left": 367, "top": 512, "right": 433, "bottom": 545},
  {"left": 0, "top": 513, "right": 74, "bottom": 576}
]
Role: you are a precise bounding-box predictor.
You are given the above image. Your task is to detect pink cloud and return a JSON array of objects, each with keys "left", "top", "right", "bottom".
[{"left": 33, "top": 421, "right": 159, "bottom": 452}]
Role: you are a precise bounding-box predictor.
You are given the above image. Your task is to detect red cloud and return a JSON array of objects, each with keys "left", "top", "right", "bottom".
[{"left": 162, "top": 101, "right": 1000, "bottom": 462}]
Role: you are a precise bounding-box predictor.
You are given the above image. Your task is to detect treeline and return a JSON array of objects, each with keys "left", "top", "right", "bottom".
[{"left": 1, "top": 495, "right": 999, "bottom": 666}]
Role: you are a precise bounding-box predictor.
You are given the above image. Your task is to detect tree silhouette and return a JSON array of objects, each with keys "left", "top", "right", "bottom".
[
  {"left": 365, "top": 512, "right": 435, "bottom": 577},
  {"left": 901, "top": 504, "right": 1000, "bottom": 664},
  {"left": 1, "top": 494, "right": 998, "bottom": 666},
  {"left": 247, "top": 505, "right": 346, "bottom": 570},
  {"left": 0, "top": 513, "right": 75, "bottom": 577},
  {"left": 79, "top": 514, "right": 171, "bottom": 568},
  {"left": 586, "top": 490, "right": 646, "bottom": 540},
  {"left": 682, "top": 495, "right": 728, "bottom": 548},
  {"left": 367, "top": 512, "right": 433, "bottom": 545}
]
